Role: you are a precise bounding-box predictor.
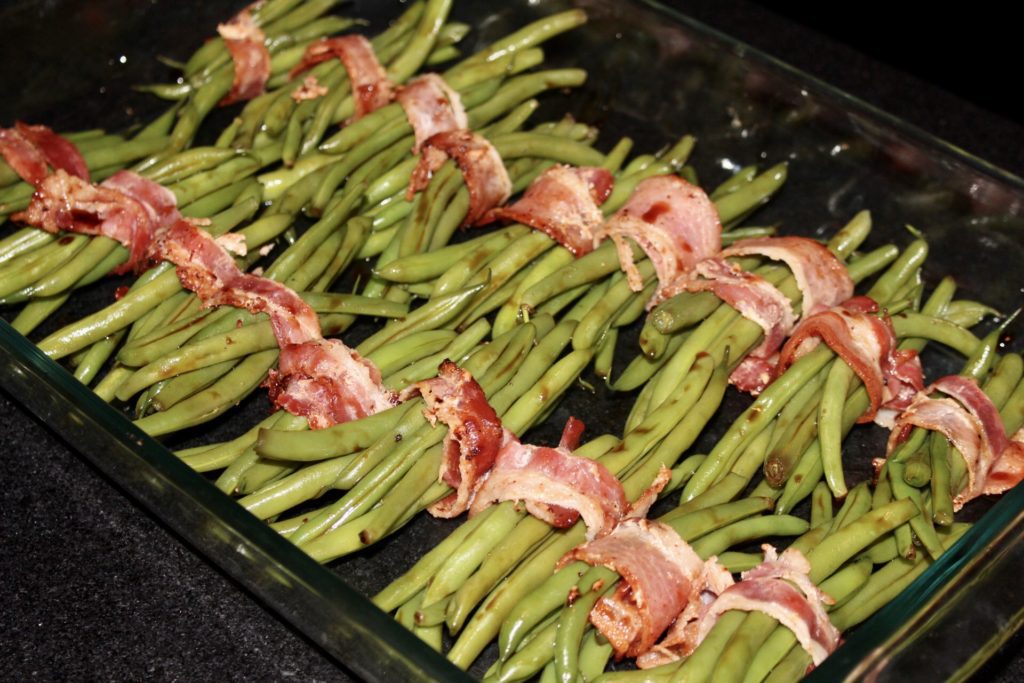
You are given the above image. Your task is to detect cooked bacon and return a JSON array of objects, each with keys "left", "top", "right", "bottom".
[
  {"left": 486, "top": 165, "right": 614, "bottom": 256},
  {"left": 0, "top": 127, "right": 48, "bottom": 186},
  {"left": 888, "top": 376, "right": 1024, "bottom": 509},
  {"left": 290, "top": 35, "right": 394, "bottom": 119},
  {"left": 408, "top": 130, "right": 511, "bottom": 226},
  {"left": 291, "top": 75, "right": 329, "bottom": 102},
  {"left": 563, "top": 519, "right": 732, "bottom": 660},
  {"left": 694, "top": 546, "right": 839, "bottom": 666},
  {"left": 594, "top": 175, "right": 721, "bottom": 307},
  {"left": 720, "top": 236, "right": 853, "bottom": 317},
  {"left": 15, "top": 169, "right": 171, "bottom": 273},
  {"left": 399, "top": 361, "right": 505, "bottom": 518},
  {"left": 396, "top": 74, "right": 468, "bottom": 153},
  {"left": 15, "top": 166, "right": 391, "bottom": 429},
  {"left": 266, "top": 339, "right": 395, "bottom": 429},
  {"left": 218, "top": 6, "right": 270, "bottom": 106},
  {"left": 157, "top": 219, "right": 322, "bottom": 346},
  {"left": 778, "top": 297, "right": 924, "bottom": 425},
  {"left": 471, "top": 418, "right": 632, "bottom": 539},
  {"left": 1, "top": 122, "right": 89, "bottom": 187},
  {"left": 669, "top": 257, "right": 796, "bottom": 394}
]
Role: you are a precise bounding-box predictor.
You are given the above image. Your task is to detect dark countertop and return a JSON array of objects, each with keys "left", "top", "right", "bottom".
[{"left": 2, "top": 1, "right": 1022, "bottom": 680}]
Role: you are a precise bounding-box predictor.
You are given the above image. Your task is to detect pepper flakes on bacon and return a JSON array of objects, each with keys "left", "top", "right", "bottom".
[
  {"left": 484, "top": 164, "right": 614, "bottom": 256},
  {"left": 885, "top": 375, "right": 1024, "bottom": 510},
  {"left": 399, "top": 360, "right": 506, "bottom": 518},
  {"left": 0, "top": 122, "right": 89, "bottom": 186},
  {"left": 776, "top": 296, "right": 924, "bottom": 426},
  {"left": 407, "top": 130, "right": 512, "bottom": 226},
  {"left": 217, "top": 4, "right": 271, "bottom": 106},
  {"left": 562, "top": 518, "right": 734, "bottom": 661},
  {"left": 594, "top": 175, "right": 722, "bottom": 308},
  {"left": 290, "top": 35, "right": 395, "bottom": 120}
]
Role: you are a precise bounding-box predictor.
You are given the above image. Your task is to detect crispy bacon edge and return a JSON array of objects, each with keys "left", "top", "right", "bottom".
[
  {"left": 777, "top": 296, "right": 923, "bottom": 425},
  {"left": 563, "top": 518, "right": 733, "bottom": 661},
  {"left": 594, "top": 175, "right": 722, "bottom": 308},
  {"left": 407, "top": 130, "right": 512, "bottom": 226},
  {"left": 217, "top": 5, "right": 270, "bottom": 106},
  {"left": 399, "top": 360, "right": 505, "bottom": 518},
  {"left": 289, "top": 35, "right": 395, "bottom": 119},
  {"left": 486, "top": 165, "right": 614, "bottom": 256}
]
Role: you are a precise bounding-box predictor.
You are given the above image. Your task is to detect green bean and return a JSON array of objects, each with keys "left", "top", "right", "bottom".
[
  {"left": 713, "top": 163, "right": 788, "bottom": 226},
  {"left": 554, "top": 569, "right": 615, "bottom": 683},
  {"left": 690, "top": 515, "right": 808, "bottom": 558},
  {"left": 356, "top": 283, "right": 484, "bottom": 356},
  {"left": 819, "top": 360, "right": 854, "bottom": 497},
  {"left": 682, "top": 344, "right": 833, "bottom": 501},
  {"left": 10, "top": 292, "right": 68, "bottom": 336},
  {"left": 810, "top": 481, "right": 834, "bottom": 528},
  {"left": 384, "top": 318, "right": 491, "bottom": 390}
]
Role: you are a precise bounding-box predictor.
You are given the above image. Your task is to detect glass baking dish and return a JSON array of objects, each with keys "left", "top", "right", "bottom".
[{"left": 2, "top": 0, "right": 1022, "bottom": 680}]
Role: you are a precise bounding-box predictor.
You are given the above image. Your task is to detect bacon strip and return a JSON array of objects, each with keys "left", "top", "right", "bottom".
[
  {"left": 17, "top": 168, "right": 392, "bottom": 429},
  {"left": 267, "top": 340, "right": 396, "bottom": 429},
  {"left": 396, "top": 74, "right": 468, "bottom": 153},
  {"left": 291, "top": 75, "right": 329, "bottom": 102},
  {"left": 408, "top": 130, "right": 512, "bottom": 226},
  {"left": 0, "top": 123, "right": 89, "bottom": 186},
  {"left": 564, "top": 519, "right": 733, "bottom": 660},
  {"left": 670, "top": 257, "right": 796, "bottom": 394},
  {"left": 720, "top": 236, "right": 853, "bottom": 317},
  {"left": 15, "top": 169, "right": 176, "bottom": 274},
  {"left": 888, "top": 376, "right": 1024, "bottom": 509},
  {"left": 777, "top": 297, "right": 924, "bottom": 425},
  {"left": 218, "top": 6, "right": 270, "bottom": 106},
  {"left": 471, "top": 418, "right": 631, "bottom": 539},
  {"left": 594, "top": 175, "right": 722, "bottom": 307},
  {"left": 290, "top": 35, "right": 395, "bottom": 119},
  {"left": 694, "top": 547, "right": 839, "bottom": 666},
  {"left": 399, "top": 361, "right": 505, "bottom": 518},
  {"left": 159, "top": 218, "right": 395, "bottom": 426},
  {"left": 486, "top": 165, "right": 614, "bottom": 256}
]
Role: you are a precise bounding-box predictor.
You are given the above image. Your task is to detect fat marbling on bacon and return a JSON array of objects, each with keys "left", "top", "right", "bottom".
[
  {"left": 471, "top": 417, "right": 635, "bottom": 540},
  {"left": 159, "top": 217, "right": 395, "bottom": 428},
  {"left": 407, "top": 130, "right": 512, "bottom": 226},
  {"left": 290, "top": 35, "right": 395, "bottom": 119},
  {"left": 777, "top": 296, "right": 924, "bottom": 426},
  {"left": 399, "top": 360, "right": 506, "bottom": 518},
  {"left": 562, "top": 518, "right": 733, "bottom": 660},
  {"left": 721, "top": 236, "right": 854, "bottom": 318},
  {"left": 886, "top": 375, "right": 1024, "bottom": 509},
  {"left": 486, "top": 165, "right": 614, "bottom": 256},
  {"left": 666, "top": 257, "right": 796, "bottom": 394},
  {"left": 16, "top": 169, "right": 179, "bottom": 274},
  {"left": 396, "top": 73, "right": 468, "bottom": 153},
  {"left": 0, "top": 122, "right": 89, "bottom": 186},
  {"left": 679, "top": 235, "right": 856, "bottom": 395},
  {"left": 217, "top": 5, "right": 271, "bottom": 106},
  {"left": 594, "top": 175, "right": 722, "bottom": 308},
  {"left": 692, "top": 545, "right": 839, "bottom": 667}
]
